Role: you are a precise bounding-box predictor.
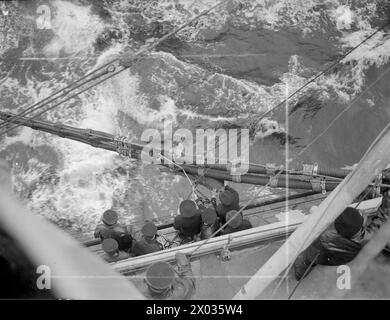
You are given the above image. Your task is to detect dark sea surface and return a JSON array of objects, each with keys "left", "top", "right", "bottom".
[{"left": 1, "top": 0, "right": 390, "bottom": 233}]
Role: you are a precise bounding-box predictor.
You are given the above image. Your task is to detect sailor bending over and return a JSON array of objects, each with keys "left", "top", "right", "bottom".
[
  {"left": 200, "top": 207, "right": 220, "bottom": 240},
  {"left": 221, "top": 210, "right": 252, "bottom": 235},
  {"left": 94, "top": 210, "right": 133, "bottom": 251},
  {"left": 173, "top": 200, "right": 201, "bottom": 242},
  {"left": 101, "top": 238, "right": 130, "bottom": 262},
  {"left": 294, "top": 191, "right": 390, "bottom": 280},
  {"left": 132, "top": 221, "right": 163, "bottom": 256},
  {"left": 141, "top": 252, "right": 195, "bottom": 300}
]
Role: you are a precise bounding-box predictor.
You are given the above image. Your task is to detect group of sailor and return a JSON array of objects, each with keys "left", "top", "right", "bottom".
[
  {"left": 93, "top": 185, "right": 252, "bottom": 299},
  {"left": 94, "top": 181, "right": 390, "bottom": 298},
  {"left": 173, "top": 185, "right": 252, "bottom": 241}
]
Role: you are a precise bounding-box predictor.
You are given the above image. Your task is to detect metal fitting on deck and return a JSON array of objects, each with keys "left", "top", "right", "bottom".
[
  {"left": 303, "top": 162, "right": 319, "bottom": 176},
  {"left": 198, "top": 167, "right": 205, "bottom": 176},
  {"left": 269, "top": 175, "right": 279, "bottom": 188},
  {"left": 266, "top": 163, "right": 277, "bottom": 176},
  {"left": 310, "top": 178, "right": 326, "bottom": 194},
  {"left": 231, "top": 174, "right": 242, "bottom": 183},
  {"left": 115, "top": 136, "right": 132, "bottom": 157}
]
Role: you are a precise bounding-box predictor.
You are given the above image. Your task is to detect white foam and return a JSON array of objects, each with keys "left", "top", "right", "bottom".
[
  {"left": 43, "top": 0, "right": 105, "bottom": 57},
  {"left": 332, "top": 5, "right": 355, "bottom": 30}
]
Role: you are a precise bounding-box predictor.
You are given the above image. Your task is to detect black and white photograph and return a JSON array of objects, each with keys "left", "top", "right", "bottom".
[{"left": 1, "top": 0, "right": 390, "bottom": 305}]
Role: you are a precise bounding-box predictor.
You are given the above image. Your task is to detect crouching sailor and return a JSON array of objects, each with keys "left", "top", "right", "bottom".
[
  {"left": 173, "top": 200, "right": 201, "bottom": 242},
  {"left": 200, "top": 207, "right": 220, "bottom": 240},
  {"left": 221, "top": 210, "right": 252, "bottom": 235},
  {"left": 101, "top": 238, "right": 130, "bottom": 262},
  {"left": 94, "top": 209, "right": 133, "bottom": 250},
  {"left": 132, "top": 221, "right": 163, "bottom": 256},
  {"left": 143, "top": 252, "right": 195, "bottom": 300},
  {"left": 293, "top": 207, "right": 363, "bottom": 281}
]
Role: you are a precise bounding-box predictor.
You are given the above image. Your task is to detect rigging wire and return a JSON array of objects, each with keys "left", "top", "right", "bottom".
[
  {"left": 286, "top": 252, "right": 320, "bottom": 300},
  {"left": 188, "top": 61, "right": 390, "bottom": 260},
  {"left": 0, "top": 0, "right": 232, "bottom": 136},
  {"left": 1, "top": 0, "right": 388, "bottom": 279},
  {"left": 186, "top": 21, "right": 390, "bottom": 191},
  {"left": 0, "top": 62, "right": 117, "bottom": 132},
  {"left": 252, "top": 20, "right": 390, "bottom": 125},
  {"left": 265, "top": 65, "right": 390, "bottom": 300},
  {"left": 286, "top": 183, "right": 377, "bottom": 300}
]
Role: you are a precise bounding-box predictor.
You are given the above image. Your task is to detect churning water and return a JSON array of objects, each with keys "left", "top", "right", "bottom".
[{"left": 1, "top": 0, "right": 390, "bottom": 234}]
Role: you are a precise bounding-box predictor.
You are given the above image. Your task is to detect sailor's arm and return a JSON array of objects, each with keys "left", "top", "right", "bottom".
[
  {"left": 210, "top": 188, "right": 218, "bottom": 209},
  {"left": 293, "top": 239, "right": 321, "bottom": 281},
  {"left": 94, "top": 224, "right": 105, "bottom": 238},
  {"left": 173, "top": 216, "right": 182, "bottom": 231},
  {"left": 170, "top": 252, "right": 195, "bottom": 300}
]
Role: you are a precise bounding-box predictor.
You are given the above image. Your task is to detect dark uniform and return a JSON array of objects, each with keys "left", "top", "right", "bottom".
[
  {"left": 200, "top": 207, "right": 220, "bottom": 240},
  {"left": 216, "top": 186, "right": 240, "bottom": 224},
  {"left": 293, "top": 207, "right": 363, "bottom": 280},
  {"left": 142, "top": 252, "right": 195, "bottom": 300},
  {"left": 101, "top": 238, "right": 130, "bottom": 263},
  {"left": 94, "top": 210, "right": 133, "bottom": 251},
  {"left": 132, "top": 222, "right": 163, "bottom": 256},
  {"left": 221, "top": 210, "right": 252, "bottom": 235},
  {"left": 173, "top": 200, "right": 201, "bottom": 240}
]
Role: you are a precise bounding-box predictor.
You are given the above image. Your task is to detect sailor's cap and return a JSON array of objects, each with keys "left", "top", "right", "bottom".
[
  {"left": 142, "top": 221, "right": 158, "bottom": 238},
  {"left": 179, "top": 200, "right": 197, "bottom": 218},
  {"left": 102, "top": 209, "right": 118, "bottom": 226},
  {"left": 102, "top": 238, "right": 119, "bottom": 254},
  {"left": 145, "top": 261, "right": 175, "bottom": 291},
  {"left": 201, "top": 207, "right": 217, "bottom": 225},
  {"left": 226, "top": 210, "right": 242, "bottom": 229},
  {"left": 219, "top": 190, "right": 234, "bottom": 206}
]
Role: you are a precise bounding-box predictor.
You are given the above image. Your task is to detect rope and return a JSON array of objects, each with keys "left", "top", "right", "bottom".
[
  {"left": 158, "top": 154, "right": 198, "bottom": 197},
  {"left": 188, "top": 21, "right": 390, "bottom": 189},
  {"left": 286, "top": 253, "right": 320, "bottom": 300},
  {"left": 253, "top": 20, "right": 390, "bottom": 125},
  {"left": 354, "top": 185, "right": 375, "bottom": 209},
  {"left": 189, "top": 54, "right": 390, "bottom": 267},
  {"left": 188, "top": 164, "right": 285, "bottom": 257},
  {"left": 267, "top": 73, "right": 390, "bottom": 298},
  {"left": 0, "top": 0, "right": 232, "bottom": 137},
  {"left": 0, "top": 63, "right": 116, "bottom": 132},
  {"left": 2, "top": 0, "right": 388, "bottom": 274},
  {"left": 280, "top": 183, "right": 376, "bottom": 300},
  {"left": 0, "top": 67, "right": 121, "bottom": 136}
]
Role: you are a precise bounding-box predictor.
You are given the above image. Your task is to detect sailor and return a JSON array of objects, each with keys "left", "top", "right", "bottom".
[
  {"left": 101, "top": 238, "right": 130, "bottom": 262},
  {"left": 173, "top": 200, "right": 201, "bottom": 241},
  {"left": 200, "top": 207, "right": 220, "bottom": 240},
  {"left": 132, "top": 221, "right": 163, "bottom": 256},
  {"left": 94, "top": 209, "right": 133, "bottom": 251},
  {"left": 215, "top": 185, "right": 240, "bottom": 224},
  {"left": 293, "top": 207, "right": 363, "bottom": 281},
  {"left": 221, "top": 210, "right": 252, "bottom": 235},
  {"left": 143, "top": 252, "right": 195, "bottom": 300},
  {"left": 359, "top": 188, "right": 390, "bottom": 251}
]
